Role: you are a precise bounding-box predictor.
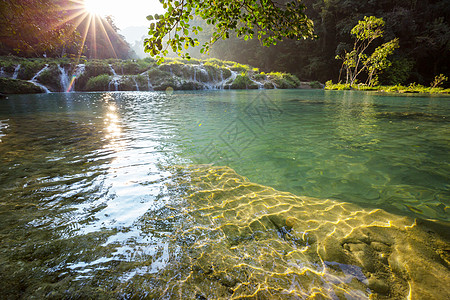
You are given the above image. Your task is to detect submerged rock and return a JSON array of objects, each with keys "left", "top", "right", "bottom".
[
  {"left": 375, "top": 111, "right": 449, "bottom": 122},
  {"left": 136, "top": 165, "right": 450, "bottom": 300}
]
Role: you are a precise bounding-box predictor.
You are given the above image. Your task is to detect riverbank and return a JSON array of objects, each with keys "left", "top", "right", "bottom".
[
  {"left": 0, "top": 56, "right": 320, "bottom": 94},
  {"left": 325, "top": 81, "right": 450, "bottom": 94}
]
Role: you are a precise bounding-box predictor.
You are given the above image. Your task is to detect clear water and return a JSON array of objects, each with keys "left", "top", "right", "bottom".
[{"left": 0, "top": 90, "right": 449, "bottom": 298}]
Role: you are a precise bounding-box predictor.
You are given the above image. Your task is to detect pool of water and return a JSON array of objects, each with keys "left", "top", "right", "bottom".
[{"left": 0, "top": 90, "right": 449, "bottom": 299}]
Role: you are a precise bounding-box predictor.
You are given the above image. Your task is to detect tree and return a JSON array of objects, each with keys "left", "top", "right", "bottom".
[
  {"left": 336, "top": 16, "right": 398, "bottom": 86},
  {"left": 144, "top": 0, "right": 316, "bottom": 62},
  {"left": 0, "top": 0, "right": 82, "bottom": 57}
]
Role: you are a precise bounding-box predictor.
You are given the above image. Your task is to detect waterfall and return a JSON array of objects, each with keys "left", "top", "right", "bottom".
[
  {"left": 30, "top": 65, "right": 51, "bottom": 93},
  {"left": 132, "top": 77, "right": 139, "bottom": 91},
  {"left": 0, "top": 67, "right": 5, "bottom": 78},
  {"left": 69, "top": 64, "right": 85, "bottom": 92},
  {"left": 109, "top": 64, "right": 117, "bottom": 76},
  {"left": 58, "top": 65, "right": 70, "bottom": 92},
  {"left": 147, "top": 75, "right": 154, "bottom": 91},
  {"left": 12, "top": 64, "right": 21, "bottom": 79},
  {"left": 249, "top": 77, "right": 264, "bottom": 89},
  {"left": 223, "top": 70, "right": 237, "bottom": 89},
  {"left": 109, "top": 64, "right": 120, "bottom": 91}
]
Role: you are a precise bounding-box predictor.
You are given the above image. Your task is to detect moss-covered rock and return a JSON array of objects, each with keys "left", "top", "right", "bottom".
[
  {"left": 34, "top": 64, "right": 61, "bottom": 92},
  {"left": 76, "top": 60, "right": 113, "bottom": 91},
  {"left": 0, "top": 56, "right": 303, "bottom": 91},
  {"left": 0, "top": 78, "right": 44, "bottom": 94},
  {"left": 17, "top": 60, "right": 47, "bottom": 80},
  {"left": 268, "top": 72, "right": 301, "bottom": 89},
  {"left": 230, "top": 74, "right": 258, "bottom": 89}
]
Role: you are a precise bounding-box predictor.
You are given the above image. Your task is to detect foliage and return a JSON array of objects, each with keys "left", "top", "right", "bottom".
[
  {"left": 0, "top": 77, "right": 44, "bottom": 94},
  {"left": 34, "top": 64, "right": 62, "bottom": 91},
  {"left": 364, "top": 38, "right": 399, "bottom": 85},
  {"left": 230, "top": 74, "right": 258, "bottom": 89},
  {"left": 431, "top": 74, "right": 448, "bottom": 88},
  {"left": 325, "top": 81, "right": 450, "bottom": 94},
  {"left": 325, "top": 81, "right": 351, "bottom": 90},
  {"left": 336, "top": 16, "right": 399, "bottom": 86},
  {"left": 185, "top": 0, "right": 448, "bottom": 87},
  {"left": 85, "top": 74, "right": 111, "bottom": 91},
  {"left": 0, "top": 0, "right": 84, "bottom": 57},
  {"left": 309, "top": 81, "right": 323, "bottom": 89},
  {"left": 380, "top": 57, "right": 414, "bottom": 85},
  {"left": 0, "top": 1, "right": 135, "bottom": 59},
  {"left": 144, "top": 0, "right": 315, "bottom": 62},
  {"left": 229, "top": 62, "right": 251, "bottom": 73},
  {"left": 17, "top": 60, "right": 47, "bottom": 80},
  {"left": 268, "top": 72, "right": 300, "bottom": 88}
]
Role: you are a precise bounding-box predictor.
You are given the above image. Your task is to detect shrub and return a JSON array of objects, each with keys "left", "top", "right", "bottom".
[
  {"left": 85, "top": 74, "right": 111, "bottom": 91},
  {"left": 120, "top": 60, "right": 141, "bottom": 75},
  {"left": 147, "top": 68, "right": 172, "bottom": 81},
  {"left": 230, "top": 74, "right": 258, "bottom": 89},
  {"left": 267, "top": 72, "right": 300, "bottom": 88},
  {"left": 309, "top": 81, "right": 323, "bottom": 89},
  {"left": 324, "top": 81, "right": 351, "bottom": 90},
  {"left": 18, "top": 60, "right": 47, "bottom": 80},
  {"left": 253, "top": 73, "right": 267, "bottom": 81},
  {"left": 230, "top": 63, "right": 251, "bottom": 73}
]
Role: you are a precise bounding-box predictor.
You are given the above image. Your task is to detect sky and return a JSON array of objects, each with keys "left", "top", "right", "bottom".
[{"left": 83, "top": 0, "right": 165, "bottom": 42}]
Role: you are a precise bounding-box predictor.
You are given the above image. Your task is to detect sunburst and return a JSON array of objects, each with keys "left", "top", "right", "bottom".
[{"left": 53, "top": 1, "right": 123, "bottom": 90}]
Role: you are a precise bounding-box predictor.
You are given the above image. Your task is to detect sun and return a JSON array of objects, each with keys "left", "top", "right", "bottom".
[{"left": 83, "top": 0, "right": 107, "bottom": 16}]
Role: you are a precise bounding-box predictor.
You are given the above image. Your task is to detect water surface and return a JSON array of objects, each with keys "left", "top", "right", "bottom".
[{"left": 0, "top": 90, "right": 449, "bottom": 299}]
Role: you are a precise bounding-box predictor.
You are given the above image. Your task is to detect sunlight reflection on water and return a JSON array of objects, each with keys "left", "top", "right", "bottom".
[{"left": 0, "top": 90, "right": 448, "bottom": 299}]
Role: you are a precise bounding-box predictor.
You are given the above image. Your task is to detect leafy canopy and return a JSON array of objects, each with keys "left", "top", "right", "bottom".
[
  {"left": 336, "top": 16, "right": 399, "bottom": 86},
  {"left": 144, "top": 0, "right": 315, "bottom": 62}
]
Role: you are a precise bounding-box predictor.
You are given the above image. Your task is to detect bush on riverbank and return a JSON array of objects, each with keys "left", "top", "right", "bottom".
[{"left": 325, "top": 81, "right": 450, "bottom": 94}]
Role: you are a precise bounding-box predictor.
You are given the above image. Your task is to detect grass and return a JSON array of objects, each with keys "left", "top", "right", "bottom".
[{"left": 325, "top": 81, "right": 450, "bottom": 94}]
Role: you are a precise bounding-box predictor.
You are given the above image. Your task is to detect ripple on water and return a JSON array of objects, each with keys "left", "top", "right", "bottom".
[{"left": 115, "top": 165, "right": 449, "bottom": 300}]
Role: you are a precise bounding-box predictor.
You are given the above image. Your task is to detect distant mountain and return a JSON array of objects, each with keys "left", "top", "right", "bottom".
[{"left": 121, "top": 26, "right": 148, "bottom": 45}]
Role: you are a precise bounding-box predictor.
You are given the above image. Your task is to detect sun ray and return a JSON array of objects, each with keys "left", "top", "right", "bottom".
[
  {"left": 96, "top": 18, "right": 118, "bottom": 59},
  {"left": 91, "top": 15, "right": 97, "bottom": 58},
  {"left": 77, "top": 14, "right": 92, "bottom": 63}
]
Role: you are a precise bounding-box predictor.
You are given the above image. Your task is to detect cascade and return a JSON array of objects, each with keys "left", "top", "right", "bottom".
[
  {"left": 224, "top": 70, "right": 238, "bottom": 89},
  {"left": 70, "top": 64, "right": 85, "bottom": 92},
  {"left": 0, "top": 67, "right": 5, "bottom": 77},
  {"left": 109, "top": 65, "right": 120, "bottom": 91},
  {"left": 146, "top": 75, "right": 154, "bottom": 91},
  {"left": 58, "top": 65, "right": 70, "bottom": 92},
  {"left": 30, "top": 65, "right": 51, "bottom": 93},
  {"left": 132, "top": 77, "right": 139, "bottom": 91},
  {"left": 12, "top": 64, "right": 21, "bottom": 79},
  {"left": 249, "top": 77, "right": 264, "bottom": 89}
]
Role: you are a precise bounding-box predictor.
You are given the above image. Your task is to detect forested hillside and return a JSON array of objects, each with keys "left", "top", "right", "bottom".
[
  {"left": 1, "top": 0, "right": 448, "bottom": 86},
  {"left": 200, "top": 0, "right": 449, "bottom": 86},
  {"left": 0, "top": 0, "right": 134, "bottom": 59}
]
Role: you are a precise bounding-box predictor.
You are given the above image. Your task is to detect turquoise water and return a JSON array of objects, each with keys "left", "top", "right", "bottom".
[{"left": 0, "top": 90, "right": 449, "bottom": 298}]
